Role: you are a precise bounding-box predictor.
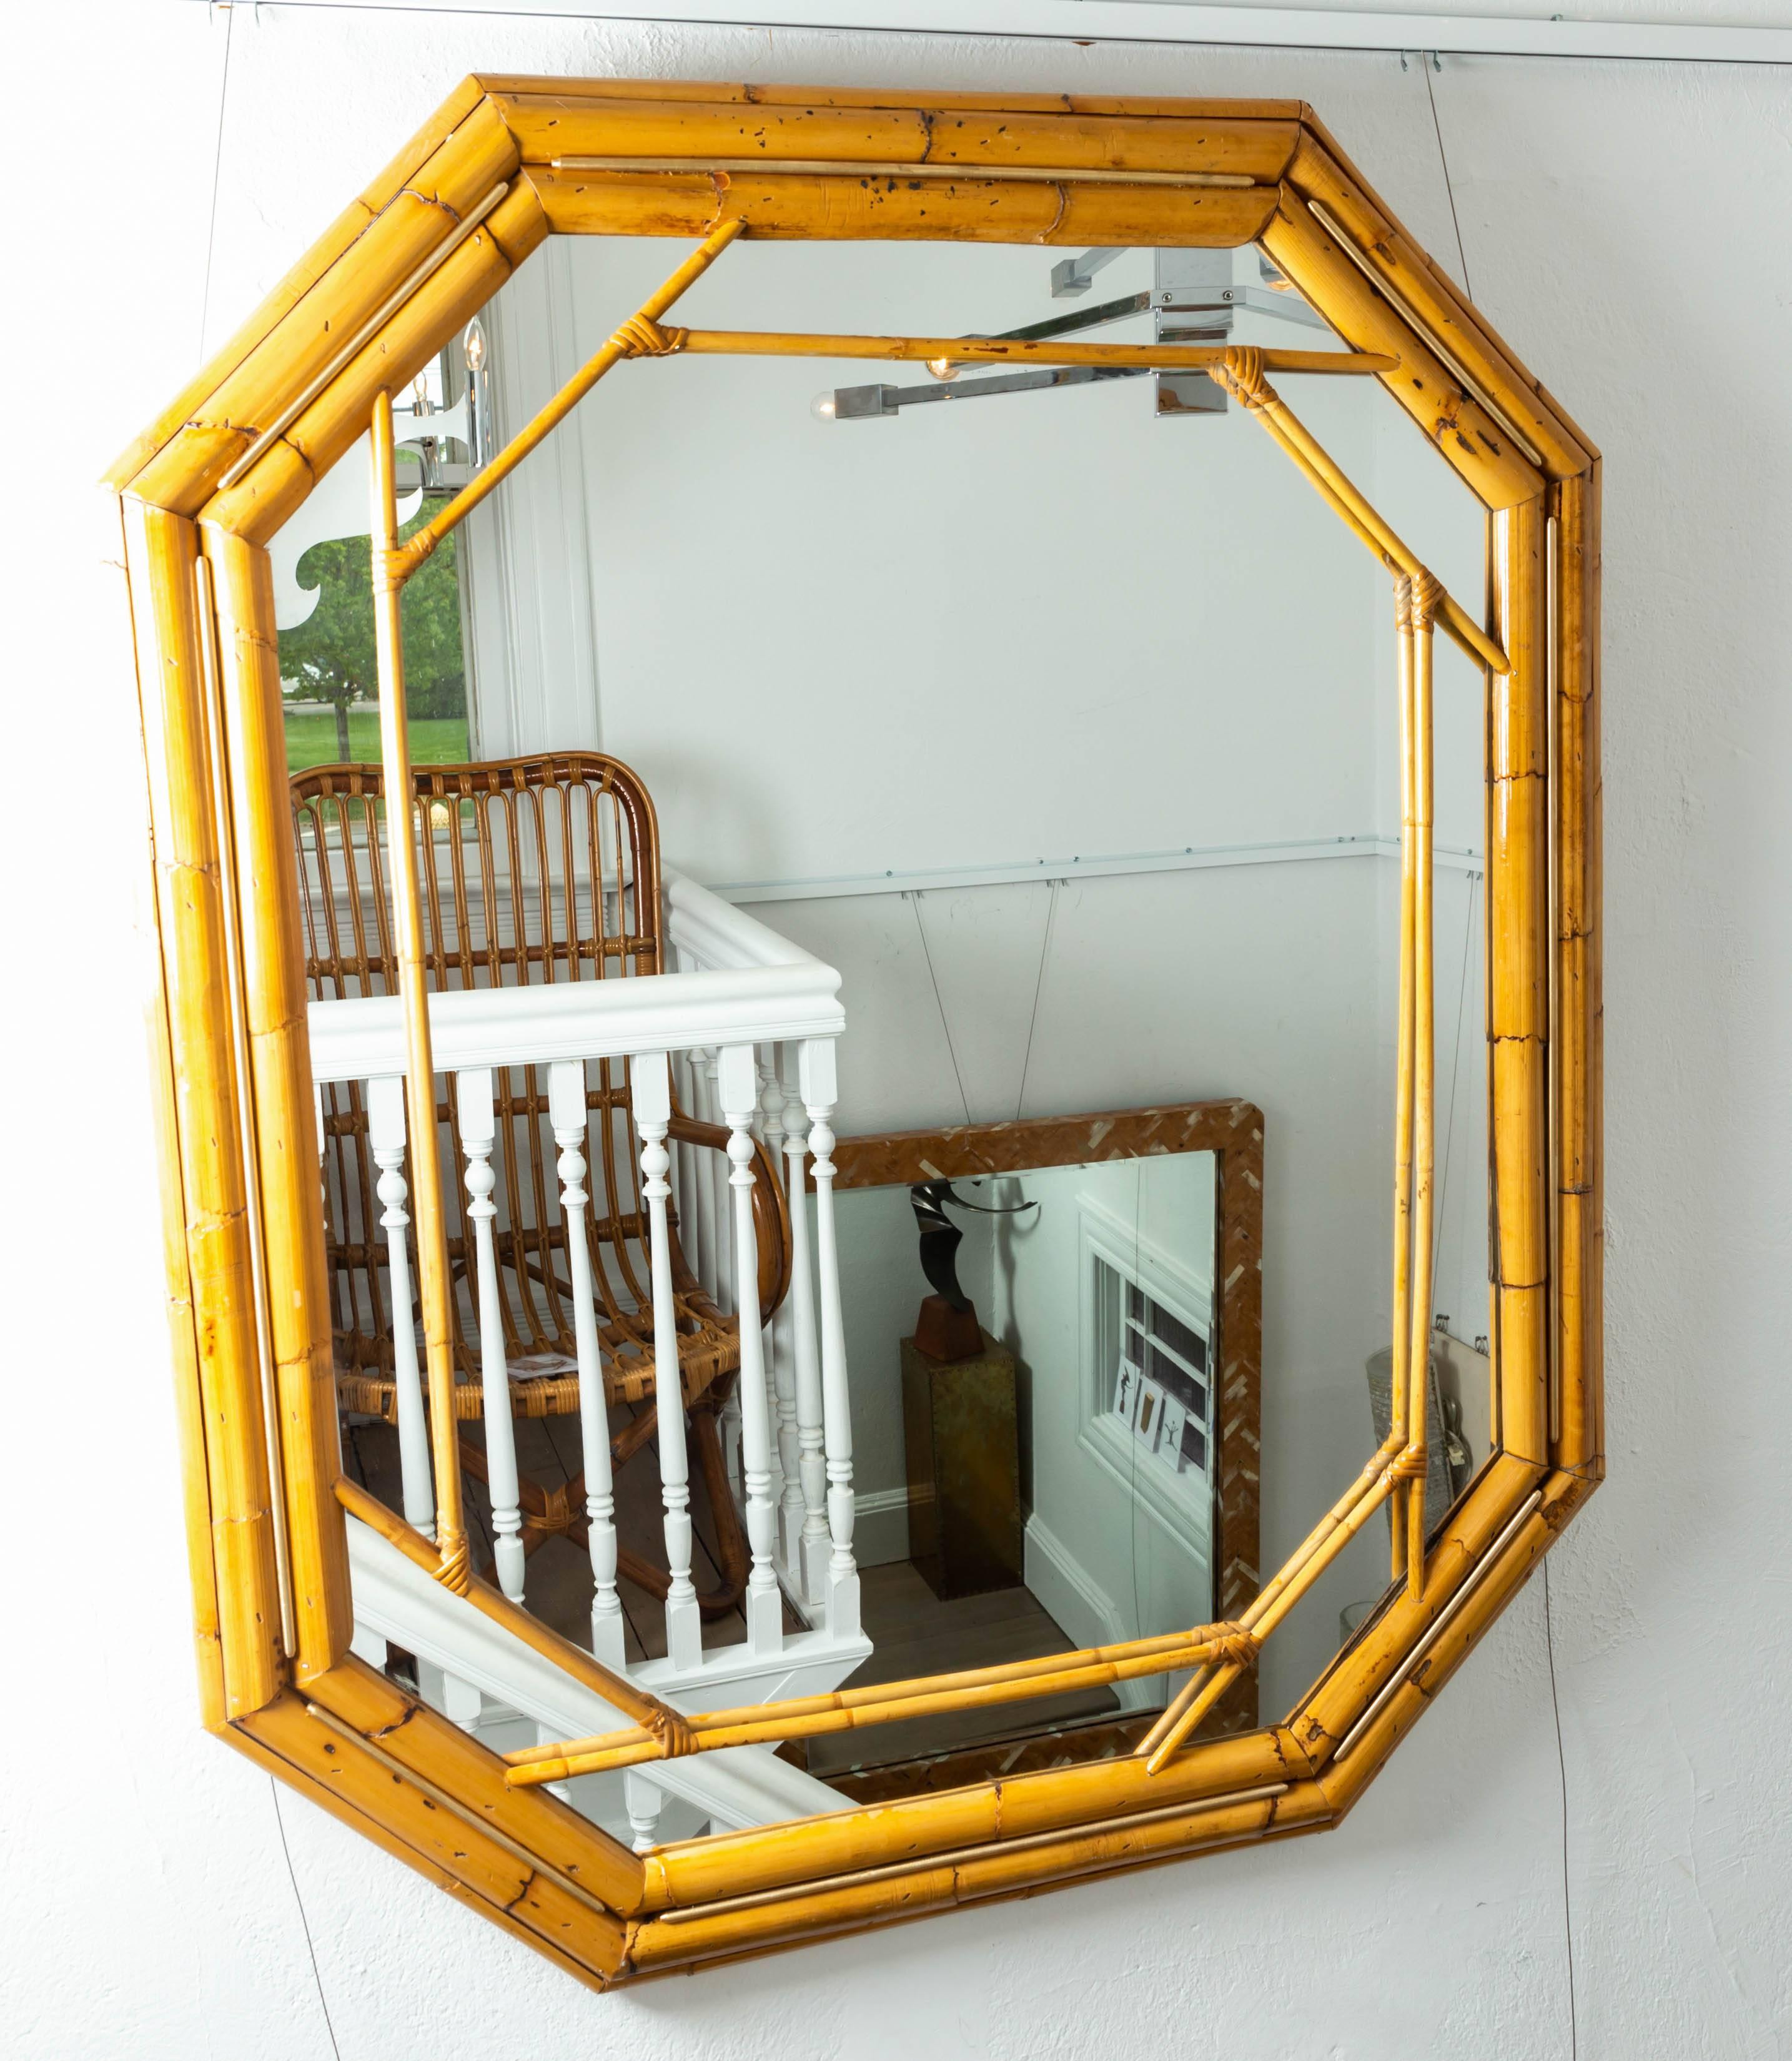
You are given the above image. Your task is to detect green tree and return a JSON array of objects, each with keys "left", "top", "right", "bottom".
[{"left": 279, "top": 497, "right": 465, "bottom": 759}]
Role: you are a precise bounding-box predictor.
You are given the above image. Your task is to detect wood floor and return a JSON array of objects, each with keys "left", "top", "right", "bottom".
[
  {"left": 800, "top": 1561, "right": 1122, "bottom": 1777},
  {"left": 342, "top": 1411, "right": 1121, "bottom": 1779},
  {"left": 342, "top": 1405, "right": 803, "bottom": 1663}
]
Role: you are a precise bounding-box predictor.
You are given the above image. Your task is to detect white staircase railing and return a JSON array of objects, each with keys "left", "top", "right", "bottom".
[{"left": 309, "top": 867, "right": 868, "bottom": 1835}]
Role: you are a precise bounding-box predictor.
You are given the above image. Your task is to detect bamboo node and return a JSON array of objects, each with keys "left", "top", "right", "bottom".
[
  {"left": 1408, "top": 566, "right": 1445, "bottom": 633},
  {"left": 611, "top": 315, "right": 690, "bottom": 359},
  {"left": 433, "top": 1528, "right": 472, "bottom": 1595},
  {"left": 646, "top": 1704, "right": 699, "bottom": 1758},
  {"left": 1210, "top": 344, "right": 1274, "bottom": 412},
  {"left": 1210, "top": 1623, "right": 1260, "bottom": 1668}
]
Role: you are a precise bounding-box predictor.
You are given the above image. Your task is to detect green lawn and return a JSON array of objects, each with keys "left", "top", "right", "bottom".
[{"left": 284, "top": 709, "right": 470, "bottom": 777}]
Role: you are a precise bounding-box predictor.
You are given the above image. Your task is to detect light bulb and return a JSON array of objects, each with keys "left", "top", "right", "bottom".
[
  {"left": 810, "top": 390, "right": 838, "bottom": 422},
  {"left": 926, "top": 356, "right": 960, "bottom": 382},
  {"left": 463, "top": 319, "right": 487, "bottom": 373}
]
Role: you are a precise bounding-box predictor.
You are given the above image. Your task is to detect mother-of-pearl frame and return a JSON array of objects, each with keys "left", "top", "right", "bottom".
[{"left": 111, "top": 77, "right": 1600, "bottom": 1987}]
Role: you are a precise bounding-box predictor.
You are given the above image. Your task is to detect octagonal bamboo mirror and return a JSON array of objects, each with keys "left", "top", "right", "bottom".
[{"left": 114, "top": 76, "right": 1599, "bottom": 1987}]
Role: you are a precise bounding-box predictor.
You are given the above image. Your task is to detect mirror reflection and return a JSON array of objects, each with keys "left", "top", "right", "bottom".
[
  {"left": 805, "top": 1139, "right": 1228, "bottom": 1789},
  {"left": 294, "top": 224, "right": 1493, "bottom": 1847}
]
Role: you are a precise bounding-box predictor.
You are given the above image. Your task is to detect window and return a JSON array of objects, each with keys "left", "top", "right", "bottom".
[
  {"left": 275, "top": 351, "right": 474, "bottom": 774},
  {"left": 1115, "top": 1275, "right": 1212, "bottom": 1480},
  {"left": 1079, "top": 1196, "right": 1217, "bottom": 1566}
]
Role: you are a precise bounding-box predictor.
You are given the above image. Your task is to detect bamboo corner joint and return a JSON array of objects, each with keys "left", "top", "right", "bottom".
[{"left": 112, "top": 75, "right": 1600, "bottom": 1988}]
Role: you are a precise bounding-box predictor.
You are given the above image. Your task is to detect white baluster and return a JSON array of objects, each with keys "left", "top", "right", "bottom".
[
  {"left": 761, "top": 1055, "right": 804, "bottom": 1571},
  {"left": 801, "top": 1037, "right": 859, "bottom": 1638},
  {"left": 548, "top": 1059, "right": 625, "bottom": 1669},
  {"left": 368, "top": 1074, "right": 434, "bottom": 1535},
  {"left": 670, "top": 1051, "right": 695, "bottom": 1296},
  {"left": 703, "top": 1050, "right": 734, "bottom": 1315},
  {"left": 458, "top": 1067, "right": 526, "bottom": 1602},
  {"left": 634, "top": 1050, "right": 702, "bottom": 1672},
  {"left": 690, "top": 1047, "right": 719, "bottom": 1303},
  {"left": 721, "top": 1043, "right": 783, "bottom": 1653},
  {"left": 781, "top": 1051, "right": 829, "bottom": 1604},
  {"left": 624, "top": 1771, "right": 665, "bottom": 1853}
]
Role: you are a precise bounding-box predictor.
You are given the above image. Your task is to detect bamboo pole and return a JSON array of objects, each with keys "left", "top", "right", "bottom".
[
  {"left": 625, "top": 1782, "right": 1326, "bottom": 1972},
  {"left": 529, "top": 166, "right": 1280, "bottom": 249},
  {"left": 369, "top": 398, "right": 467, "bottom": 1592},
  {"left": 646, "top": 1784, "right": 1289, "bottom": 1926},
  {"left": 1209, "top": 347, "right": 1508, "bottom": 676},
  {"left": 1490, "top": 497, "right": 1553, "bottom": 1467},
  {"left": 205, "top": 529, "right": 356, "bottom": 1683},
  {"left": 509, "top": 1626, "right": 1210, "bottom": 1767},
  {"left": 639, "top": 1724, "right": 1293, "bottom": 1913},
  {"left": 676, "top": 330, "right": 1392, "bottom": 375},
  {"left": 1405, "top": 574, "right": 1442, "bottom": 1598},
  {"left": 1390, "top": 576, "right": 1418, "bottom": 1585},
  {"left": 395, "top": 220, "right": 745, "bottom": 578},
  {"left": 336, "top": 1478, "right": 695, "bottom": 1751},
  {"left": 1260, "top": 189, "right": 1545, "bottom": 515},
  {"left": 506, "top": 1628, "right": 1251, "bottom": 1784},
  {"left": 1553, "top": 468, "right": 1601, "bottom": 1474},
  {"left": 490, "top": 92, "right": 1302, "bottom": 182},
  {"left": 476, "top": 76, "right": 1303, "bottom": 119},
  {"left": 116, "top": 493, "right": 228, "bottom": 1729},
  {"left": 550, "top": 154, "right": 1260, "bottom": 188},
  {"left": 192, "top": 555, "right": 295, "bottom": 1661},
  {"left": 123, "top": 498, "right": 284, "bottom": 1719}
]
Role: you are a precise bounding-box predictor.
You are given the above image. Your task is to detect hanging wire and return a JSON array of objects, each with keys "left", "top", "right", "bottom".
[
  {"left": 197, "top": 1, "right": 235, "bottom": 355},
  {"left": 909, "top": 892, "right": 973, "bottom": 1126},
  {"left": 1425, "top": 70, "right": 1576, "bottom": 2052},
  {"left": 1013, "top": 877, "right": 1062, "bottom": 1124}
]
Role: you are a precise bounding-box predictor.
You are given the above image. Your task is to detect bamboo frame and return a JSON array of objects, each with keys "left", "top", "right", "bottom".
[{"left": 114, "top": 79, "right": 1600, "bottom": 1989}]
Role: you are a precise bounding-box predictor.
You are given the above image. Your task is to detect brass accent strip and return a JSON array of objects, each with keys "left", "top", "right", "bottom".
[{"left": 551, "top": 155, "right": 1260, "bottom": 189}]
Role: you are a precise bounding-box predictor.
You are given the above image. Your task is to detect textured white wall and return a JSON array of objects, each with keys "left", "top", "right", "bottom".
[{"left": 8, "top": 6, "right": 1791, "bottom": 2055}]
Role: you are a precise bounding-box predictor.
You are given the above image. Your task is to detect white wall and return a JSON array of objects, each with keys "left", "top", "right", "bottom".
[
  {"left": 11, "top": 6, "right": 1791, "bottom": 2055},
  {"left": 499, "top": 224, "right": 1482, "bottom": 1693}
]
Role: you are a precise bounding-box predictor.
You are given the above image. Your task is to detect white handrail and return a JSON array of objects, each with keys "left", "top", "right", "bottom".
[
  {"left": 309, "top": 864, "right": 843, "bottom": 1085},
  {"left": 662, "top": 865, "right": 816, "bottom": 971},
  {"left": 309, "top": 962, "right": 841, "bottom": 1083}
]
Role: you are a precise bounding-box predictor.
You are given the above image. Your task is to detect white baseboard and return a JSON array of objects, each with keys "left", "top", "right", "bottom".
[
  {"left": 1023, "top": 1515, "right": 1156, "bottom": 1713},
  {"left": 853, "top": 1484, "right": 913, "bottom": 1568}
]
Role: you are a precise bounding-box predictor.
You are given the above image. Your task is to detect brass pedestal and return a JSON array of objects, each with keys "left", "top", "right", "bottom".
[{"left": 901, "top": 1330, "right": 1023, "bottom": 1601}]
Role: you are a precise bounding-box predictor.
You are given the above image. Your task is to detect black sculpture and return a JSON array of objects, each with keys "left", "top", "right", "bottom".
[{"left": 908, "top": 1179, "right": 1037, "bottom": 1361}]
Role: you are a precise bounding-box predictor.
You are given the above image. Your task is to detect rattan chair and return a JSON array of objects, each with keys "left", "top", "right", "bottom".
[{"left": 292, "top": 751, "right": 790, "bottom": 1613}]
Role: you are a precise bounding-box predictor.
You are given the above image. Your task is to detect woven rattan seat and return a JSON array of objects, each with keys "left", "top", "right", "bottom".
[{"left": 293, "top": 751, "right": 790, "bottom": 1604}]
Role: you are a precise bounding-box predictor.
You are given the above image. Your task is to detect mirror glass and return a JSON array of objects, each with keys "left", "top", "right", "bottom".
[
  {"left": 810, "top": 1148, "right": 1220, "bottom": 1785},
  {"left": 320, "top": 224, "right": 1493, "bottom": 1841}
]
